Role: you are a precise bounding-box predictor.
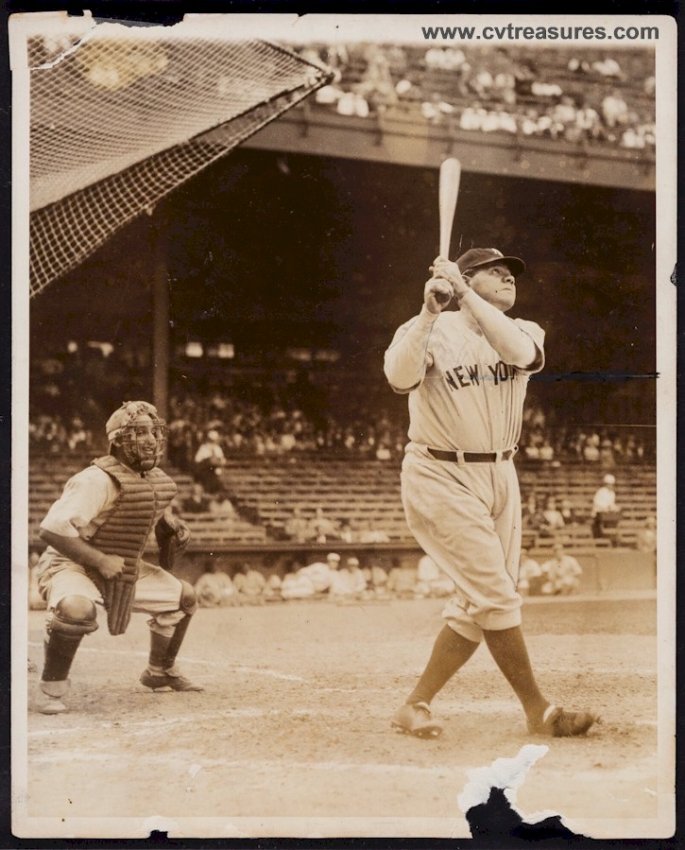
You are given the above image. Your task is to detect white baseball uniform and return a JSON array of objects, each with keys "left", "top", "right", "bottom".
[
  {"left": 384, "top": 296, "right": 544, "bottom": 642},
  {"left": 541, "top": 553, "right": 583, "bottom": 594},
  {"left": 37, "top": 465, "right": 185, "bottom": 633}
]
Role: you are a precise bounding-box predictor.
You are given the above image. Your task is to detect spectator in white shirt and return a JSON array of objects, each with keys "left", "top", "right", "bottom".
[
  {"left": 541, "top": 545, "right": 583, "bottom": 595},
  {"left": 542, "top": 497, "right": 566, "bottom": 535},
  {"left": 415, "top": 554, "right": 455, "bottom": 598},
  {"left": 329, "top": 556, "right": 365, "bottom": 599},
  {"left": 195, "top": 561, "right": 239, "bottom": 608},
  {"left": 517, "top": 549, "right": 545, "bottom": 597},
  {"left": 601, "top": 90, "right": 629, "bottom": 128},
  {"left": 193, "top": 429, "right": 226, "bottom": 493},
  {"left": 591, "top": 474, "right": 621, "bottom": 542},
  {"left": 299, "top": 552, "right": 340, "bottom": 594}
]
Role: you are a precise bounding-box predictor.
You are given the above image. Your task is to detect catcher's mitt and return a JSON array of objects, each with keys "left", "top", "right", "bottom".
[{"left": 155, "top": 515, "right": 189, "bottom": 571}]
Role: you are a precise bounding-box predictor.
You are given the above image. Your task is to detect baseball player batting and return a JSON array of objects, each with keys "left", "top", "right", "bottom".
[{"left": 383, "top": 248, "right": 598, "bottom": 738}]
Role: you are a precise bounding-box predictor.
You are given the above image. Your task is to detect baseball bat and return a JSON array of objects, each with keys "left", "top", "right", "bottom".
[
  {"left": 435, "top": 157, "right": 461, "bottom": 305},
  {"left": 439, "top": 157, "right": 461, "bottom": 259}
]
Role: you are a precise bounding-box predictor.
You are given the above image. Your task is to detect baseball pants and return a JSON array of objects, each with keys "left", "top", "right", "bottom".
[
  {"left": 401, "top": 445, "right": 523, "bottom": 643},
  {"left": 37, "top": 556, "right": 186, "bottom": 634}
]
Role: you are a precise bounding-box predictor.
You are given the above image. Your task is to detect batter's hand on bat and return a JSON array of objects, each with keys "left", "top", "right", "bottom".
[
  {"left": 431, "top": 256, "right": 469, "bottom": 297},
  {"left": 424, "top": 277, "right": 454, "bottom": 314}
]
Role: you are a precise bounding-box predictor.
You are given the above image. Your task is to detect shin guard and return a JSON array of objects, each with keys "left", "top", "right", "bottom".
[{"left": 42, "top": 596, "right": 98, "bottom": 682}]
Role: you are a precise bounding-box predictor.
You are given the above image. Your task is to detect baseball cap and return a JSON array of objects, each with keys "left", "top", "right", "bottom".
[
  {"left": 105, "top": 401, "right": 159, "bottom": 441},
  {"left": 603, "top": 474, "right": 616, "bottom": 485},
  {"left": 347, "top": 557, "right": 360, "bottom": 566},
  {"left": 326, "top": 552, "right": 341, "bottom": 562},
  {"left": 456, "top": 247, "right": 526, "bottom": 277}
]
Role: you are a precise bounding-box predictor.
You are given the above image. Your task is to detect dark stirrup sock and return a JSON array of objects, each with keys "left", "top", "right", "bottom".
[
  {"left": 483, "top": 625, "right": 548, "bottom": 721},
  {"left": 407, "top": 625, "right": 480, "bottom": 706}
]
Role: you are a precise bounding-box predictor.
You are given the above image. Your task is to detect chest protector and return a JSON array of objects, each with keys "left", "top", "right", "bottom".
[{"left": 90, "top": 456, "right": 177, "bottom": 635}]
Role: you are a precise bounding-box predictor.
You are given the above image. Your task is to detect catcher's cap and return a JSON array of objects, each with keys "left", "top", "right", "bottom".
[
  {"left": 457, "top": 247, "right": 526, "bottom": 277},
  {"left": 603, "top": 474, "right": 616, "bottom": 485},
  {"left": 105, "top": 401, "right": 159, "bottom": 441},
  {"left": 326, "top": 552, "right": 341, "bottom": 562}
]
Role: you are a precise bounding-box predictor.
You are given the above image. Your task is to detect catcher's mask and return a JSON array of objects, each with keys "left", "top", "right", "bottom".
[{"left": 105, "top": 401, "right": 167, "bottom": 472}]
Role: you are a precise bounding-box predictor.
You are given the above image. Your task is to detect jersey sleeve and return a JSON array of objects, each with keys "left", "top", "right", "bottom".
[
  {"left": 40, "top": 466, "right": 118, "bottom": 538},
  {"left": 383, "top": 312, "right": 436, "bottom": 394},
  {"left": 514, "top": 318, "right": 545, "bottom": 374}
]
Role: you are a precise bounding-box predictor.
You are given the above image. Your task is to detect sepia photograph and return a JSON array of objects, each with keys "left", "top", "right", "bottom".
[{"left": 10, "top": 11, "right": 676, "bottom": 840}]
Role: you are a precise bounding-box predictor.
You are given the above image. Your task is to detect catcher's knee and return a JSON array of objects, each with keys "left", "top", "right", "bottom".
[
  {"left": 179, "top": 581, "right": 198, "bottom": 616},
  {"left": 50, "top": 595, "right": 99, "bottom": 636}
]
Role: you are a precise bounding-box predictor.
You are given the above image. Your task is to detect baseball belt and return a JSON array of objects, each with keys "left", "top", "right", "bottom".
[{"left": 427, "top": 447, "right": 517, "bottom": 463}]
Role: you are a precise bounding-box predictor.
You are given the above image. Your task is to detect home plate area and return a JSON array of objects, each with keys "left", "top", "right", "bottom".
[{"left": 25, "top": 594, "right": 658, "bottom": 836}]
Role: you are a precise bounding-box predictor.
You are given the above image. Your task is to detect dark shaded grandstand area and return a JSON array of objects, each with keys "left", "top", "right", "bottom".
[{"left": 30, "top": 147, "right": 655, "bottom": 431}]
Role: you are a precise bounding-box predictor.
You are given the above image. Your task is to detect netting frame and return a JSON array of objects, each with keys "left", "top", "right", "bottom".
[{"left": 27, "top": 35, "right": 333, "bottom": 296}]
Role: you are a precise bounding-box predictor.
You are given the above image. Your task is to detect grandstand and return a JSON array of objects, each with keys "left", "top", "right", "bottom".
[
  {"left": 28, "top": 449, "right": 656, "bottom": 563},
  {"left": 305, "top": 42, "right": 655, "bottom": 139},
  {"left": 239, "top": 41, "right": 655, "bottom": 191}
]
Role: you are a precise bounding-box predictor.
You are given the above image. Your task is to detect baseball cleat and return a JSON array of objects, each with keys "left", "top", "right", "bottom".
[
  {"left": 35, "top": 692, "right": 68, "bottom": 715},
  {"left": 36, "top": 680, "right": 69, "bottom": 715},
  {"left": 139, "top": 670, "right": 204, "bottom": 692},
  {"left": 528, "top": 705, "right": 599, "bottom": 737},
  {"left": 391, "top": 701, "right": 443, "bottom": 739}
]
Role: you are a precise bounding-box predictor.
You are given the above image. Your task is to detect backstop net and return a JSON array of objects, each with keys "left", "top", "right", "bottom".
[{"left": 28, "top": 28, "right": 332, "bottom": 296}]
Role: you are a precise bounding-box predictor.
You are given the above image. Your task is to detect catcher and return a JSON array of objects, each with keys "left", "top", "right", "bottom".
[{"left": 34, "top": 401, "right": 203, "bottom": 715}]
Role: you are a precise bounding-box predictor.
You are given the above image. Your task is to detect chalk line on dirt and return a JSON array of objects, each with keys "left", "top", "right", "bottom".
[
  {"left": 24, "top": 748, "right": 659, "bottom": 789},
  {"left": 28, "top": 640, "right": 305, "bottom": 681},
  {"left": 27, "top": 703, "right": 657, "bottom": 742}
]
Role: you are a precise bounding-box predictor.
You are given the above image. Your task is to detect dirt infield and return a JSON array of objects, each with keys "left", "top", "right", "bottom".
[{"left": 21, "top": 593, "right": 664, "bottom": 839}]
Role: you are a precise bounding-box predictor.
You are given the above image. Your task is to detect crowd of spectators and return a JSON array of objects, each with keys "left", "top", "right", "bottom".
[
  {"left": 29, "top": 341, "right": 151, "bottom": 454},
  {"left": 522, "top": 492, "right": 576, "bottom": 543},
  {"left": 167, "top": 391, "right": 654, "bottom": 473},
  {"left": 282, "top": 505, "right": 391, "bottom": 545},
  {"left": 192, "top": 551, "right": 457, "bottom": 607},
  {"left": 518, "top": 544, "right": 584, "bottom": 596},
  {"left": 519, "top": 403, "right": 653, "bottom": 467},
  {"left": 28, "top": 375, "right": 406, "bottom": 462},
  {"left": 180, "top": 481, "right": 237, "bottom": 517},
  {"left": 521, "top": 472, "right": 633, "bottom": 549},
  {"left": 164, "top": 389, "right": 408, "bottom": 471},
  {"left": 29, "top": 347, "right": 654, "bottom": 559},
  {"left": 29, "top": 382, "right": 655, "bottom": 474},
  {"left": 29, "top": 414, "right": 95, "bottom": 454},
  {"left": 300, "top": 42, "right": 655, "bottom": 151}
]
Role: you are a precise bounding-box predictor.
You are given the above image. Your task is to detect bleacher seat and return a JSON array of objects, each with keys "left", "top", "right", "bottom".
[{"left": 26, "top": 451, "right": 656, "bottom": 552}]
